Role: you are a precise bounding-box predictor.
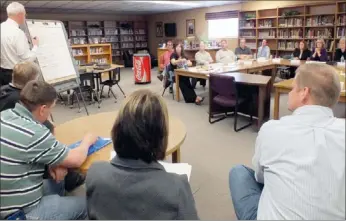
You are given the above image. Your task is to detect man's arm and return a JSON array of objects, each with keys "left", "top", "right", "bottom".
[
  {"left": 215, "top": 50, "right": 221, "bottom": 63},
  {"left": 252, "top": 126, "right": 265, "bottom": 184},
  {"left": 265, "top": 47, "right": 271, "bottom": 59},
  {"left": 16, "top": 31, "right": 38, "bottom": 62}
]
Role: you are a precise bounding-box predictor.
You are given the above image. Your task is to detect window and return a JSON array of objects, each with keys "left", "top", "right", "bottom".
[{"left": 208, "top": 18, "right": 239, "bottom": 39}]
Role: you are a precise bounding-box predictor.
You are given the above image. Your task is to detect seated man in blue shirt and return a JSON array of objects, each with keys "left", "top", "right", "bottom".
[
  {"left": 0, "top": 61, "right": 85, "bottom": 192},
  {"left": 257, "top": 39, "right": 270, "bottom": 59}
]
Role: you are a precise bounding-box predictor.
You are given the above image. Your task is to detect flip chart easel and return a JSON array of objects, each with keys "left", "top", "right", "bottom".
[{"left": 23, "top": 19, "right": 89, "bottom": 115}]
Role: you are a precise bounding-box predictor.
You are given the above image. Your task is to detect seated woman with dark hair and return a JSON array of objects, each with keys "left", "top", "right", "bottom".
[
  {"left": 86, "top": 89, "right": 199, "bottom": 220},
  {"left": 292, "top": 41, "right": 311, "bottom": 61},
  {"left": 165, "top": 43, "right": 204, "bottom": 104}
]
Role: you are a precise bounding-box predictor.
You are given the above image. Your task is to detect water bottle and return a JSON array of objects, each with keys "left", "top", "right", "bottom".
[{"left": 341, "top": 56, "right": 345, "bottom": 63}]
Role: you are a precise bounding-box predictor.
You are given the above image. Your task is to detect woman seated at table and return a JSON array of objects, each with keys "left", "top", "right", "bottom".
[
  {"left": 310, "top": 38, "right": 328, "bottom": 61},
  {"left": 292, "top": 40, "right": 311, "bottom": 60},
  {"left": 86, "top": 89, "right": 199, "bottom": 220},
  {"left": 166, "top": 43, "right": 204, "bottom": 104},
  {"left": 334, "top": 37, "right": 346, "bottom": 62}
]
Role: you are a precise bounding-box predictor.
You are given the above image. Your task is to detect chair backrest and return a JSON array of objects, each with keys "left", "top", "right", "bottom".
[
  {"left": 209, "top": 74, "right": 237, "bottom": 98},
  {"left": 111, "top": 67, "right": 121, "bottom": 82}
]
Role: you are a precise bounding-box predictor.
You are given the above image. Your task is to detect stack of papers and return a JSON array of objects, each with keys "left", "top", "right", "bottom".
[
  {"left": 110, "top": 151, "right": 192, "bottom": 181},
  {"left": 306, "top": 61, "right": 326, "bottom": 64}
]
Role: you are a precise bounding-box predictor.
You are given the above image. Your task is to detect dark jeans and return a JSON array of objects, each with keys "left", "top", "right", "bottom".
[
  {"left": 179, "top": 76, "right": 197, "bottom": 103},
  {"left": 0, "top": 67, "right": 12, "bottom": 87},
  {"left": 191, "top": 78, "right": 206, "bottom": 88},
  {"left": 229, "top": 165, "right": 264, "bottom": 220}
]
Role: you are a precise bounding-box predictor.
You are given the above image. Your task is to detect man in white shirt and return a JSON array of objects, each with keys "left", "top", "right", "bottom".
[
  {"left": 0, "top": 2, "right": 39, "bottom": 86},
  {"left": 215, "top": 39, "right": 236, "bottom": 64},
  {"left": 192, "top": 41, "right": 213, "bottom": 88},
  {"left": 257, "top": 39, "right": 270, "bottom": 59},
  {"left": 229, "top": 63, "right": 345, "bottom": 220}
]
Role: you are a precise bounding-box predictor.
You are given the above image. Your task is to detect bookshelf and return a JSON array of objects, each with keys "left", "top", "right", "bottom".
[
  {"left": 63, "top": 20, "right": 148, "bottom": 64},
  {"left": 72, "top": 44, "right": 112, "bottom": 66},
  {"left": 237, "top": 1, "right": 346, "bottom": 60}
]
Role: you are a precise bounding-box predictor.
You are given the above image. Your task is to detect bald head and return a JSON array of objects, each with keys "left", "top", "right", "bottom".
[{"left": 295, "top": 63, "right": 341, "bottom": 107}]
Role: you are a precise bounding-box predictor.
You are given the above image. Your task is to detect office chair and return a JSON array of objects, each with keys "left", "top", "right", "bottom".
[
  {"left": 71, "top": 72, "right": 101, "bottom": 111},
  {"left": 209, "top": 74, "right": 253, "bottom": 132},
  {"left": 100, "top": 67, "right": 126, "bottom": 102},
  {"left": 161, "top": 66, "right": 175, "bottom": 100}
]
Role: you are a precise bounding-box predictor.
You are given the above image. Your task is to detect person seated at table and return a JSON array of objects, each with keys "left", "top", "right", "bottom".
[
  {"left": 216, "top": 39, "right": 236, "bottom": 64},
  {"left": 235, "top": 38, "right": 252, "bottom": 60},
  {"left": 192, "top": 41, "right": 213, "bottom": 88},
  {"left": 157, "top": 40, "right": 174, "bottom": 81},
  {"left": 334, "top": 37, "right": 346, "bottom": 62},
  {"left": 86, "top": 89, "right": 199, "bottom": 220},
  {"left": 289, "top": 41, "right": 312, "bottom": 78},
  {"left": 292, "top": 40, "right": 311, "bottom": 61},
  {"left": 257, "top": 39, "right": 270, "bottom": 59},
  {"left": 229, "top": 63, "right": 345, "bottom": 220},
  {"left": 0, "top": 61, "right": 86, "bottom": 192},
  {"left": 0, "top": 80, "right": 98, "bottom": 220},
  {"left": 310, "top": 38, "right": 328, "bottom": 61},
  {"left": 165, "top": 43, "right": 204, "bottom": 104}
]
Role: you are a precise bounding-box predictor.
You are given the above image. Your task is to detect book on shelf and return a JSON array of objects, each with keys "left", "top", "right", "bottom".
[
  {"left": 239, "top": 20, "right": 256, "bottom": 28},
  {"left": 258, "top": 20, "right": 273, "bottom": 28},
  {"left": 258, "top": 30, "right": 276, "bottom": 38},
  {"left": 278, "top": 40, "right": 299, "bottom": 50},
  {"left": 337, "top": 15, "right": 346, "bottom": 25},
  {"left": 337, "top": 27, "right": 346, "bottom": 38},
  {"left": 240, "top": 30, "right": 256, "bottom": 37},
  {"left": 277, "top": 29, "right": 303, "bottom": 39},
  {"left": 278, "top": 18, "right": 303, "bottom": 27},
  {"left": 305, "top": 28, "right": 333, "bottom": 39},
  {"left": 306, "top": 15, "right": 334, "bottom": 26}
]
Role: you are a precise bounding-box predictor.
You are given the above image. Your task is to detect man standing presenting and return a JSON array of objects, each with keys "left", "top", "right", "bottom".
[
  {"left": 235, "top": 38, "right": 252, "bottom": 60},
  {"left": 0, "top": 2, "right": 39, "bottom": 86}
]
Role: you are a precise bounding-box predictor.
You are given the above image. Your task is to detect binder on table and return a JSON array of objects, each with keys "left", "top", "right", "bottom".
[{"left": 68, "top": 137, "right": 112, "bottom": 156}]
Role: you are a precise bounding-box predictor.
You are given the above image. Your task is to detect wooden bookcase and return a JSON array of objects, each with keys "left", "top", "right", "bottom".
[
  {"left": 72, "top": 44, "right": 112, "bottom": 65},
  {"left": 238, "top": 1, "right": 346, "bottom": 60},
  {"left": 63, "top": 20, "right": 148, "bottom": 64}
]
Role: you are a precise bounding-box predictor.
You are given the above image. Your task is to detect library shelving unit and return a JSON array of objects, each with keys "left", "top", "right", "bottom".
[
  {"left": 237, "top": 1, "right": 346, "bottom": 60},
  {"left": 71, "top": 44, "right": 112, "bottom": 65},
  {"left": 63, "top": 20, "right": 148, "bottom": 64}
]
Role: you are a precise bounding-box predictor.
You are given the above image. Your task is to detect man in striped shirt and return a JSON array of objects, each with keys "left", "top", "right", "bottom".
[{"left": 0, "top": 80, "right": 97, "bottom": 219}]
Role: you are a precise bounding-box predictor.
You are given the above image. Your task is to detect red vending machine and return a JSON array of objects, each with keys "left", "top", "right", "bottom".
[{"left": 133, "top": 54, "right": 151, "bottom": 84}]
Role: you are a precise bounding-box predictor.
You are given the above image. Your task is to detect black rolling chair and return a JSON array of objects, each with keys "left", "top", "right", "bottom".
[{"left": 100, "top": 67, "right": 126, "bottom": 102}]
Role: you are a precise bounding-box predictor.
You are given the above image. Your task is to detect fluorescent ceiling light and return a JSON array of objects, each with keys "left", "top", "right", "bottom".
[{"left": 129, "top": 1, "right": 198, "bottom": 6}]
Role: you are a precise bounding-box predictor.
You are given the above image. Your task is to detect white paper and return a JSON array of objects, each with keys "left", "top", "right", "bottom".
[
  {"left": 290, "top": 60, "right": 301, "bottom": 65},
  {"left": 337, "top": 62, "right": 345, "bottom": 67},
  {"left": 272, "top": 58, "right": 281, "bottom": 63},
  {"left": 306, "top": 61, "right": 326, "bottom": 64},
  {"left": 158, "top": 161, "right": 192, "bottom": 181},
  {"left": 27, "top": 21, "right": 77, "bottom": 83},
  {"left": 110, "top": 151, "right": 192, "bottom": 181}
]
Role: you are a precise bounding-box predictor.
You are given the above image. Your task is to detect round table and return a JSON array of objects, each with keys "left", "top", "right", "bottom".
[{"left": 55, "top": 111, "right": 186, "bottom": 173}]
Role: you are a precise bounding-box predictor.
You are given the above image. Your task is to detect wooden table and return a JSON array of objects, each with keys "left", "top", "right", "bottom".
[
  {"left": 55, "top": 111, "right": 187, "bottom": 173},
  {"left": 273, "top": 78, "right": 346, "bottom": 120},
  {"left": 174, "top": 60, "right": 279, "bottom": 102}
]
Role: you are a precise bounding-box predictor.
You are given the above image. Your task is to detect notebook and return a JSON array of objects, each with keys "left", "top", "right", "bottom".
[
  {"left": 68, "top": 137, "right": 112, "bottom": 156},
  {"left": 110, "top": 151, "right": 192, "bottom": 181}
]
